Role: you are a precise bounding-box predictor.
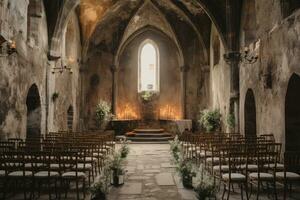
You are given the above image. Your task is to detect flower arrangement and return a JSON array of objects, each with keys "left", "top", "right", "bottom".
[
  {"left": 120, "top": 139, "right": 130, "bottom": 159},
  {"left": 139, "top": 91, "right": 156, "bottom": 102},
  {"left": 198, "top": 109, "right": 221, "bottom": 132},
  {"left": 176, "top": 157, "right": 196, "bottom": 188},
  {"left": 193, "top": 164, "right": 217, "bottom": 200},
  {"left": 169, "top": 135, "right": 181, "bottom": 163},
  {"left": 95, "top": 100, "right": 114, "bottom": 129},
  {"left": 90, "top": 160, "right": 111, "bottom": 200}
]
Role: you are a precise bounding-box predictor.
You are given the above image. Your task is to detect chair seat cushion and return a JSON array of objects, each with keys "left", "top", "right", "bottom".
[
  {"left": 241, "top": 164, "right": 258, "bottom": 171},
  {"left": 25, "top": 163, "right": 44, "bottom": 168},
  {"left": 264, "top": 163, "right": 284, "bottom": 170},
  {"left": 222, "top": 173, "right": 246, "bottom": 181},
  {"left": 74, "top": 163, "right": 92, "bottom": 170},
  {"left": 275, "top": 172, "right": 300, "bottom": 180},
  {"left": 213, "top": 165, "right": 229, "bottom": 172},
  {"left": 0, "top": 170, "right": 5, "bottom": 176},
  {"left": 206, "top": 157, "right": 220, "bottom": 164},
  {"left": 249, "top": 172, "right": 274, "bottom": 180},
  {"left": 34, "top": 171, "right": 59, "bottom": 177},
  {"left": 62, "top": 171, "right": 86, "bottom": 178},
  {"left": 8, "top": 171, "right": 32, "bottom": 177},
  {"left": 93, "top": 152, "right": 104, "bottom": 158},
  {"left": 50, "top": 164, "right": 59, "bottom": 170}
]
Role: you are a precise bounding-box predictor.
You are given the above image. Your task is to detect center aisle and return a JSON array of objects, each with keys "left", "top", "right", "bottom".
[{"left": 108, "top": 144, "right": 196, "bottom": 200}]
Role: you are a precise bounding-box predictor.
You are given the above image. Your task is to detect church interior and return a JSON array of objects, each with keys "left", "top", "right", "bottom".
[{"left": 0, "top": 0, "right": 300, "bottom": 199}]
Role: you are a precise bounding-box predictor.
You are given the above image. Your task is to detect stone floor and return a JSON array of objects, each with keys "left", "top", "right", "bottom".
[
  {"left": 5, "top": 143, "right": 300, "bottom": 199},
  {"left": 108, "top": 143, "right": 197, "bottom": 200}
]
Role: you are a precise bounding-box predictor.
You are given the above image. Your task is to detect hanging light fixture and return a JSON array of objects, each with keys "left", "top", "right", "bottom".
[{"left": 0, "top": 39, "right": 17, "bottom": 57}]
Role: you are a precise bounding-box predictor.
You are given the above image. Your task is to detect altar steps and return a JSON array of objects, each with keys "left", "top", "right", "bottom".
[{"left": 126, "top": 128, "right": 174, "bottom": 143}]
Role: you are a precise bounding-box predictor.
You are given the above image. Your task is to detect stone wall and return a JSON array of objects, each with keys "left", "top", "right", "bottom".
[
  {"left": 239, "top": 1, "right": 300, "bottom": 150},
  {"left": 0, "top": 1, "right": 81, "bottom": 139}
]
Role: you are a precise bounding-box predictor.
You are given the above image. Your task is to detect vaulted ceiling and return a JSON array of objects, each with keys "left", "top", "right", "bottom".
[{"left": 46, "top": 0, "right": 242, "bottom": 60}]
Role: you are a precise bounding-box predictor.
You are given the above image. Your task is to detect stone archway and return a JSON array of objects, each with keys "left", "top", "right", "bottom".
[
  {"left": 244, "top": 89, "right": 257, "bottom": 138},
  {"left": 285, "top": 73, "right": 300, "bottom": 151},
  {"left": 26, "top": 84, "right": 41, "bottom": 140}
]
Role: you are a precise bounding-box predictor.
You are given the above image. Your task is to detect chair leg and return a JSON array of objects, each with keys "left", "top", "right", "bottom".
[
  {"left": 222, "top": 183, "right": 226, "bottom": 200},
  {"left": 244, "top": 182, "right": 249, "bottom": 200},
  {"left": 256, "top": 181, "right": 260, "bottom": 200},
  {"left": 227, "top": 183, "right": 231, "bottom": 200},
  {"left": 273, "top": 180, "right": 278, "bottom": 200}
]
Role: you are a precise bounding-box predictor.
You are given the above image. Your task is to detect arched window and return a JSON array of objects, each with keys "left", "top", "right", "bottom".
[{"left": 138, "top": 40, "right": 159, "bottom": 92}]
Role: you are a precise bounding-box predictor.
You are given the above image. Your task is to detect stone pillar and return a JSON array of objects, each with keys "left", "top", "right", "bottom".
[
  {"left": 110, "top": 65, "right": 118, "bottom": 115},
  {"left": 180, "top": 65, "right": 189, "bottom": 119}
]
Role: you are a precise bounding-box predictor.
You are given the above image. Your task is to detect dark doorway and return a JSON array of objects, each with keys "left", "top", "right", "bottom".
[
  {"left": 26, "top": 84, "right": 41, "bottom": 140},
  {"left": 245, "top": 89, "right": 257, "bottom": 138},
  {"left": 285, "top": 73, "right": 300, "bottom": 151},
  {"left": 67, "top": 105, "right": 74, "bottom": 131}
]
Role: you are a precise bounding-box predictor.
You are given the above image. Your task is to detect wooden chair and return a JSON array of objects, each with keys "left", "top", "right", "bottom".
[{"left": 275, "top": 151, "right": 300, "bottom": 199}]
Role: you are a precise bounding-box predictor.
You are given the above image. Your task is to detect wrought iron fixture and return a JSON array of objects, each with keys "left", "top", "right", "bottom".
[
  {"left": 223, "top": 47, "right": 258, "bottom": 64},
  {"left": 0, "top": 40, "right": 17, "bottom": 57},
  {"left": 52, "top": 58, "right": 75, "bottom": 74}
]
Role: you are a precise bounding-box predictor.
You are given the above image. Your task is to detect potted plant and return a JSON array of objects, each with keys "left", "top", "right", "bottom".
[
  {"left": 109, "top": 152, "right": 125, "bottom": 186},
  {"left": 90, "top": 163, "right": 110, "bottom": 200},
  {"left": 169, "top": 135, "right": 181, "bottom": 163},
  {"left": 177, "top": 157, "right": 196, "bottom": 188},
  {"left": 95, "top": 100, "right": 114, "bottom": 130},
  {"left": 193, "top": 165, "right": 217, "bottom": 200},
  {"left": 226, "top": 113, "right": 235, "bottom": 132},
  {"left": 198, "top": 109, "right": 221, "bottom": 132}
]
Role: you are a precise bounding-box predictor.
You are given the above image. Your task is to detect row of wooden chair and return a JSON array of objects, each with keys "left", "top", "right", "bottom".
[
  {"left": 179, "top": 132, "right": 300, "bottom": 200},
  {"left": 0, "top": 130, "right": 116, "bottom": 200}
]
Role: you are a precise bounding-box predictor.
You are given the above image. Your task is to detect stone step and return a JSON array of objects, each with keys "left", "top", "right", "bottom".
[
  {"left": 134, "top": 133, "right": 173, "bottom": 137},
  {"left": 133, "top": 128, "right": 164, "bottom": 133},
  {"left": 126, "top": 136, "right": 174, "bottom": 142}
]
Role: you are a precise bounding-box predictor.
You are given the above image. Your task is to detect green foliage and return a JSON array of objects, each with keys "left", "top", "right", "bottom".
[
  {"left": 120, "top": 139, "right": 130, "bottom": 159},
  {"left": 95, "top": 100, "right": 114, "bottom": 127},
  {"left": 198, "top": 109, "right": 221, "bottom": 132},
  {"left": 108, "top": 152, "right": 124, "bottom": 175},
  {"left": 194, "top": 165, "right": 217, "bottom": 200},
  {"left": 169, "top": 135, "right": 181, "bottom": 163},
  {"left": 226, "top": 113, "right": 236, "bottom": 130},
  {"left": 140, "top": 91, "right": 156, "bottom": 102}
]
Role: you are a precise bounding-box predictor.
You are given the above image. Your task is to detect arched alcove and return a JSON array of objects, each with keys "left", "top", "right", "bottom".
[
  {"left": 285, "top": 73, "right": 300, "bottom": 151},
  {"left": 244, "top": 89, "right": 257, "bottom": 138},
  {"left": 67, "top": 105, "right": 74, "bottom": 131},
  {"left": 26, "top": 84, "right": 41, "bottom": 140},
  {"left": 242, "top": 0, "right": 257, "bottom": 46}
]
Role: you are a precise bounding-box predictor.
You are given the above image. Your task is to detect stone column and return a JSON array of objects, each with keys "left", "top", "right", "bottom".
[
  {"left": 180, "top": 65, "right": 189, "bottom": 119},
  {"left": 110, "top": 64, "right": 118, "bottom": 115}
]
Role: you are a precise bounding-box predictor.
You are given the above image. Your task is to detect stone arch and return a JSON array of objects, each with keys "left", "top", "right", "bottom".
[
  {"left": 67, "top": 105, "right": 74, "bottom": 131},
  {"left": 212, "top": 30, "right": 220, "bottom": 66},
  {"left": 27, "top": 0, "right": 42, "bottom": 44},
  {"left": 116, "top": 26, "right": 184, "bottom": 68},
  {"left": 241, "top": 0, "right": 257, "bottom": 46},
  {"left": 281, "top": 0, "right": 300, "bottom": 18},
  {"left": 244, "top": 89, "right": 257, "bottom": 138},
  {"left": 285, "top": 73, "right": 300, "bottom": 151},
  {"left": 26, "top": 84, "right": 41, "bottom": 140},
  {"left": 49, "top": 0, "right": 80, "bottom": 59}
]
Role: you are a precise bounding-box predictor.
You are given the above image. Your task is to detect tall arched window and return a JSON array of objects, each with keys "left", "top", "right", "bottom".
[{"left": 138, "top": 39, "right": 159, "bottom": 92}]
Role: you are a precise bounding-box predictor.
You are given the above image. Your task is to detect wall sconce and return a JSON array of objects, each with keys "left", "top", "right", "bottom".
[
  {"left": 0, "top": 40, "right": 17, "bottom": 57},
  {"left": 223, "top": 47, "right": 258, "bottom": 65}
]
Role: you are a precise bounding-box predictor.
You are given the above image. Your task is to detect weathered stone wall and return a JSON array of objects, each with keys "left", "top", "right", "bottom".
[
  {"left": 239, "top": 1, "right": 300, "bottom": 150},
  {"left": 208, "top": 25, "right": 231, "bottom": 132},
  {"left": 0, "top": 1, "right": 81, "bottom": 139}
]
